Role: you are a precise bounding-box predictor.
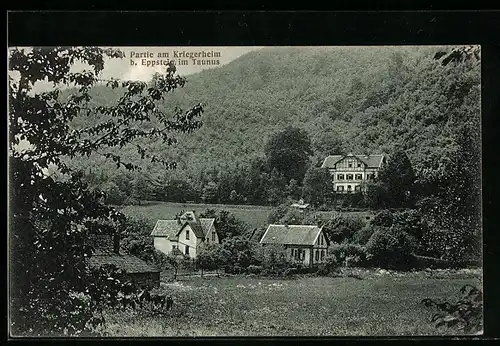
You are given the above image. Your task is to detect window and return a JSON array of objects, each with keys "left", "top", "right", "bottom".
[
  {"left": 337, "top": 174, "right": 344, "bottom": 180},
  {"left": 357, "top": 163, "right": 362, "bottom": 167},
  {"left": 315, "top": 250, "right": 319, "bottom": 262},
  {"left": 320, "top": 250, "right": 325, "bottom": 260},
  {"left": 186, "top": 230, "right": 190, "bottom": 240},
  {"left": 347, "top": 174, "right": 353, "bottom": 180},
  {"left": 355, "top": 185, "right": 361, "bottom": 192},
  {"left": 355, "top": 174, "right": 362, "bottom": 180},
  {"left": 337, "top": 185, "right": 344, "bottom": 192},
  {"left": 185, "top": 245, "right": 190, "bottom": 255},
  {"left": 347, "top": 185, "right": 352, "bottom": 191},
  {"left": 348, "top": 163, "right": 352, "bottom": 168},
  {"left": 212, "top": 231, "right": 216, "bottom": 242}
]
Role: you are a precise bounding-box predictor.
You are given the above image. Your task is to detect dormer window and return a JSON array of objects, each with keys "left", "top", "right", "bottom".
[{"left": 186, "top": 230, "right": 190, "bottom": 240}]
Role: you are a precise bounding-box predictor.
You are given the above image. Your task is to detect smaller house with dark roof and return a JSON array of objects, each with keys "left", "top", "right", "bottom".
[
  {"left": 87, "top": 233, "right": 160, "bottom": 288},
  {"left": 151, "top": 211, "right": 219, "bottom": 259},
  {"left": 259, "top": 224, "right": 329, "bottom": 266},
  {"left": 321, "top": 153, "right": 386, "bottom": 193}
]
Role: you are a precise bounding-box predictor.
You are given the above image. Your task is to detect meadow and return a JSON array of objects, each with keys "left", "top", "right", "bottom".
[
  {"left": 103, "top": 269, "right": 482, "bottom": 337},
  {"left": 118, "top": 201, "right": 274, "bottom": 229}
]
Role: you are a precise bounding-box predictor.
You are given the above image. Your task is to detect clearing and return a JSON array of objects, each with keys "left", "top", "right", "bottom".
[
  {"left": 103, "top": 269, "right": 482, "bottom": 337},
  {"left": 118, "top": 201, "right": 274, "bottom": 229}
]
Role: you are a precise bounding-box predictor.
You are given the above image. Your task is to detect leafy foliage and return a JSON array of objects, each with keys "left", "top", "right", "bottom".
[
  {"left": 302, "top": 167, "right": 335, "bottom": 208},
  {"left": 196, "top": 243, "right": 230, "bottom": 276},
  {"left": 375, "top": 150, "right": 416, "bottom": 208},
  {"left": 265, "top": 126, "right": 313, "bottom": 183},
  {"left": 8, "top": 46, "right": 202, "bottom": 336},
  {"left": 221, "top": 236, "right": 261, "bottom": 271},
  {"left": 199, "top": 208, "right": 248, "bottom": 241},
  {"left": 422, "top": 285, "right": 483, "bottom": 334},
  {"left": 365, "top": 225, "right": 417, "bottom": 269},
  {"left": 327, "top": 243, "right": 369, "bottom": 267},
  {"left": 120, "top": 216, "right": 156, "bottom": 263}
]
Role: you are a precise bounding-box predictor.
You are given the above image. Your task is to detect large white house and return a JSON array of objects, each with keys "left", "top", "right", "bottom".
[
  {"left": 151, "top": 211, "right": 220, "bottom": 259},
  {"left": 321, "top": 153, "right": 386, "bottom": 193}
]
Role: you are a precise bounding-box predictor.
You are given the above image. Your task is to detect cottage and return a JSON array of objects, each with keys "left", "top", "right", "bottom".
[
  {"left": 321, "top": 153, "right": 386, "bottom": 193},
  {"left": 151, "top": 211, "right": 220, "bottom": 259},
  {"left": 259, "top": 224, "right": 329, "bottom": 266},
  {"left": 87, "top": 233, "right": 160, "bottom": 288}
]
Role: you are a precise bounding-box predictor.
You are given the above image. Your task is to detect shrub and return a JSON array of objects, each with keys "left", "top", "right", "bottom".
[
  {"left": 316, "top": 263, "right": 330, "bottom": 276},
  {"left": 247, "top": 265, "right": 263, "bottom": 274},
  {"left": 422, "top": 285, "right": 483, "bottom": 334},
  {"left": 327, "top": 243, "right": 369, "bottom": 267},
  {"left": 322, "top": 215, "right": 366, "bottom": 243},
  {"left": 283, "top": 267, "right": 299, "bottom": 277},
  {"left": 366, "top": 225, "right": 416, "bottom": 269},
  {"left": 371, "top": 210, "right": 394, "bottom": 227},
  {"left": 317, "top": 254, "right": 341, "bottom": 275},
  {"left": 352, "top": 224, "right": 379, "bottom": 245},
  {"left": 221, "top": 236, "right": 260, "bottom": 269}
]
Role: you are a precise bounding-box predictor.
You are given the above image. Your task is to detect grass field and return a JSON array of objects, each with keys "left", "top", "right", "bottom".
[
  {"left": 118, "top": 201, "right": 274, "bottom": 229},
  {"left": 117, "top": 201, "right": 377, "bottom": 230},
  {"left": 103, "top": 269, "right": 482, "bottom": 337}
]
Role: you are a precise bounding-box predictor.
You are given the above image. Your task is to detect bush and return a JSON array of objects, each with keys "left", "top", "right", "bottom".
[
  {"left": 366, "top": 225, "right": 416, "bottom": 270},
  {"left": 283, "top": 267, "right": 299, "bottom": 277},
  {"left": 327, "top": 243, "right": 369, "bottom": 267},
  {"left": 352, "top": 224, "right": 378, "bottom": 245},
  {"left": 371, "top": 210, "right": 394, "bottom": 227},
  {"left": 247, "top": 265, "right": 263, "bottom": 274},
  {"left": 317, "top": 255, "right": 340, "bottom": 275},
  {"left": 316, "top": 263, "right": 330, "bottom": 276},
  {"left": 422, "top": 285, "right": 483, "bottom": 334},
  {"left": 322, "top": 215, "right": 366, "bottom": 244}
]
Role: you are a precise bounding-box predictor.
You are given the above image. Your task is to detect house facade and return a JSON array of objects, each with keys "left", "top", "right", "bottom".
[
  {"left": 321, "top": 153, "right": 386, "bottom": 193},
  {"left": 259, "top": 224, "right": 329, "bottom": 266},
  {"left": 151, "top": 211, "right": 219, "bottom": 259}
]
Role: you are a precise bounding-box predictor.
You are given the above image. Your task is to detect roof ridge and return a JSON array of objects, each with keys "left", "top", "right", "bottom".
[{"left": 270, "top": 224, "right": 319, "bottom": 228}]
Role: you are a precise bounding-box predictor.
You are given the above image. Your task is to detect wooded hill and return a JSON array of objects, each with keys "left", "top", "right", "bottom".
[{"left": 65, "top": 45, "right": 480, "bottom": 203}]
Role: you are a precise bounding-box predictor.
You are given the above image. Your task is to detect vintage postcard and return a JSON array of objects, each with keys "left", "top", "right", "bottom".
[{"left": 8, "top": 45, "right": 482, "bottom": 337}]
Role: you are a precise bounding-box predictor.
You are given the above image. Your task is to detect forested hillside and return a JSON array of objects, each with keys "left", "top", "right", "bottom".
[{"left": 65, "top": 46, "right": 480, "bottom": 206}]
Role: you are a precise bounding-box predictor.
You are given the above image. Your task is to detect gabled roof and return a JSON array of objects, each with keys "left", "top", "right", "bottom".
[
  {"left": 321, "top": 154, "right": 385, "bottom": 169},
  {"left": 88, "top": 254, "right": 160, "bottom": 274},
  {"left": 151, "top": 218, "right": 215, "bottom": 239},
  {"left": 260, "top": 224, "right": 323, "bottom": 246}
]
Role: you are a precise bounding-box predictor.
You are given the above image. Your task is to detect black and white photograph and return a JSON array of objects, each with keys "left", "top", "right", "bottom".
[{"left": 8, "top": 44, "right": 482, "bottom": 337}]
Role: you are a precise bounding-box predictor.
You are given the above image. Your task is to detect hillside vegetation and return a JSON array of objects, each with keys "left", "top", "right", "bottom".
[{"left": 64, "top": 46, "right": 479, "bottom": 210}]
